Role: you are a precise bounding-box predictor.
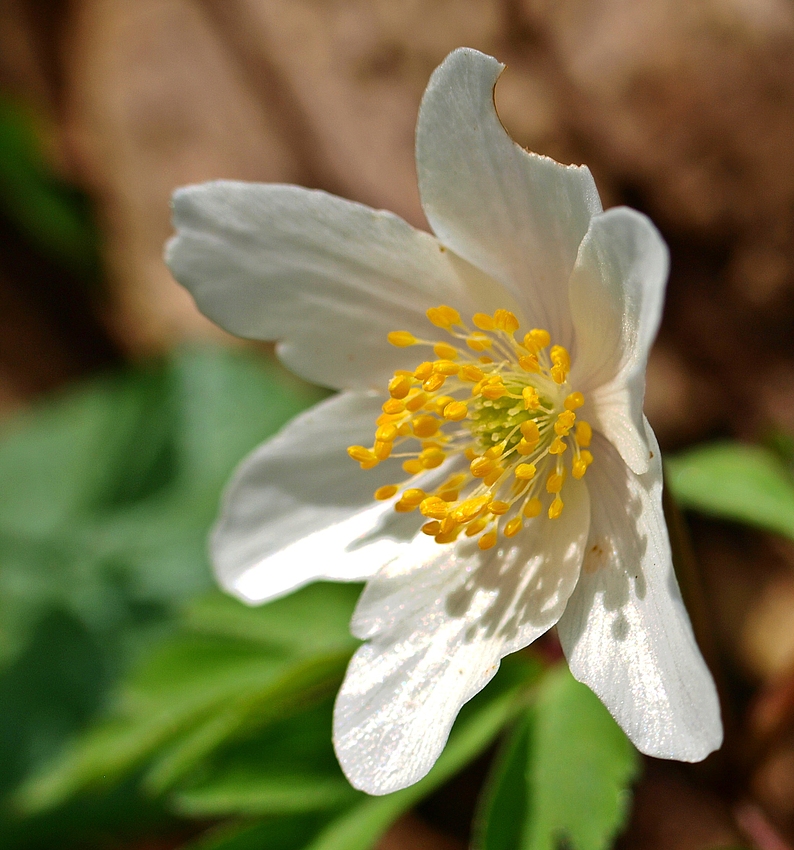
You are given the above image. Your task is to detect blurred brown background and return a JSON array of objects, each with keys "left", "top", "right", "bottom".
[{"left": 2, "top": 1, "right": 794, "bottom": 848}]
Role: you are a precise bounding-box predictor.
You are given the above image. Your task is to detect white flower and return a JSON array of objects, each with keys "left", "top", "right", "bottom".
[{"left": 166, "top": 47, "right": 722, "bottom": 796}]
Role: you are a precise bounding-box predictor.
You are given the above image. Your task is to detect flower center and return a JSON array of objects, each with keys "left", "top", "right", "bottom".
[{"left": 347, "top": 305, "right": 594, "bottom": 550}]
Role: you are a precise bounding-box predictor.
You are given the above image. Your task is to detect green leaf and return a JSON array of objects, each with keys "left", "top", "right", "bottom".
[
  {"left": 473, "top": 710, "right": 532, "bottom": 850},
  {"left": 17, "top": 582, "right": 361, "bottom": 811},
  {"left": 0, "top": 347, "right": 325, "bottom": 664},
  {"left": 185, "top": 584, "right": 362, "bottom": 656},
  {"left": 666, "top": 442, "right": 794, "bottom": 539},
  {"left": 172, "top": 698, "right": 361, "bottom": 818},
  {"left": 475, "top": 666, "right": 639, "bottom": 850},
  {"left": 0, "top": 97, "right": 100, "bottom": 276}
]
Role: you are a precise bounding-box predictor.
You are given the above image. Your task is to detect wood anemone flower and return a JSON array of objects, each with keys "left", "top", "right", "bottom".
[{"left": 166, "top": 47, "right": 722, "bottom": 796}]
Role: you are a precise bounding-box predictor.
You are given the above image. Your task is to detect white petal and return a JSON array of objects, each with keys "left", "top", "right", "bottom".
[
  {"left": 415, "top": 48, "right": 602, "bottom": 348},
  {"left": 568, "top": 207, "right": 669, "bottom": 474},
  {"left": 557, "top": 426, "right": 722, "bottom": 762},
  {"left": 212, "top": 392, "right": 430, "bottom": 604},
  {"left": 333, "top": 479, "right": 590, "bottom": 794},
  {"left": 167, "top": 182, "right": 511, "bottom": 391}
]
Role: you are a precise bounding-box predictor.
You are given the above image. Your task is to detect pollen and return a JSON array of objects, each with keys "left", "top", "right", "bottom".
[{"left": 350, "top": 306, "right": 594, "bottom": 548}]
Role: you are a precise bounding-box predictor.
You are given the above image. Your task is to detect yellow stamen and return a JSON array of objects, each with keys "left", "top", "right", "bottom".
[
  {"left": 549, "top": 497, "right": 564, "bottom": 519},
  {"left": 375, "top": 423, "right": 398, "bottom": 442},
  {"left": 471, "top": 456, "right": 496, "bottom": 477},
  {"left": 472, "top": 313, "right": 496, "bottom": 330},
  {"left": 388, "top": 375, "right": 412, "bottom": 399},
  {"left": 488, "top": 500, "right": 510, "bottom": 515},
  {"left": 433, "top": 360, "right": 460, "bottom": 376},
  {"left": 426, "top": 305, "right": 461, "bottom": 329},
  {"left": 493, "top": 309, "right": 519, "bottom": 333},
  {"left": 546, "top": 470, "right": 565, "bottom": 493},
  {"left": 419, "top": 447, "right": 446, "bottom": 469},
  {"left": 433, "top": 342, "right": 458, "bottom": 359},
  {"left": 443, "top": 401, "right": 469, "bottom": 421},
  {"left": 423, "top": 373, "right": 446, "bottom": 392},
  {"left": 575, "top": 421, "right": 592, "bottom": 448},
  {"left": 460, "top": 364, "right": 485, "bottom": 382},
  {"left": 523, "top": 498, "right": 542, "bottom": 518},
  {"left": 387, "top": 331, "right": 417, "bottom": 347},
  {"left": 515, "top": 463, "right": 537, "bottom": 480},
  {"left": 479, "top": 531, "right": 498, "bottom": 550},
  {"left": 422, "top": 521, "right": 441, "bottom": 535},
  {"left": 374, "top": 485, "right": 398, "bottom": 500},
  {"left": 412, "top": 416, "right": 439, "bottom": 438},
  {"left": 402, "top": 459, "right": 423, "bottom": 475},
  {"left": 549, "top": 436, "right": 567, "bottom": 455},
  {"left": 504, "top": 516, "right": 523, "bottom": 537},
  {"left": 565, "top": 392, "right": 584, "bottom": 411},
  {"left": 382, "top": 398, "right": 405, "bottom": 414},
  {"left": 420, "top": 496, "right": 449, "bottom": 519},
  {"left": 373, "top": 440, "right": 392, "bottom": 460}
]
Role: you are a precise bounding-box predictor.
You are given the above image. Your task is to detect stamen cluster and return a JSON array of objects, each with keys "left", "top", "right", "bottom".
[{"left": 347, "top": 305, "right": 594, "bottom": 550}]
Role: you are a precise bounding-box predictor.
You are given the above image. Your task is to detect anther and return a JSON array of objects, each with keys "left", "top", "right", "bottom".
[
  {"left": 549, "top": 436, "right": 567, "bottom": 455},
  {"left": 465, "top": 517, "right": 489, "bottom": 536},
  {"left": 460, "top": 364, "right": 485, "bottom": 382},
  {"left": 373, "top": 440, "right": 392, "bottom": 460},
  {"left": 401, "top": 488, "right": 426, "bottom": 507},
  {"left": 472, "top": 312, "right": 496, "bottom": 330},
  {"left": 412, "top": 416, "right": 439, "bottom": 438},
  {"left": 422, "top": 521, "right": 441, "bottom": 535},
  {"left": 572, "top": 450, "right": 594, "bottom": 479},
  {"left": 522, "top": 387, "right": 540, "bottom": 410},
  {"left": 546, "top": 471, "right": 564, "bottom": 493},
  {"left": 414, "top": 362, "right": 434, "bottom": 380},
  {"left": 493, "top": 309, "right": 520, "bottom": 333},
  {"left": 388, "top": 375, "right": 412, "bottom": 399},
  {"left": 420, "top": 496, "right": 449, "bottom": 519},
  {"left": 348, "top": 445, "right": 377, "bottom": 464},
  {"left": 524, "top": 329, "right": 551, "bottom": 352},
  {"left": 443, "top": 401, "right": 468, "bottom": 421},
  {"left": 375, "top": 423, "right": 398, "bottom": 442},
  {"left": 479, "top": 531, "right": 498, "bottom": 550},
  {"left": 549, "top": 497, "right": 564, "bottom": 519},
  {"left": 466, "top": 333, "right": 492, "bottom": 352},
  {"left": 575, "top": 421, "right": 592, "bottom": 447},
  {"left": 426, "top": 305, "right": 461, "bottom": 329},
  {"left": 488, "top": 500, "right": 510, "bottom": 515},
  {"left": 471, "top": 456, "right": 496, "bottom": 477},
  {"left": 515, "top": 463, "right": 537, "bottom": 480},
  {"left": 387, "top": 331, "right": 417, "bottom": 347},
  {"left": 405, "top": 392, "right": 428, "bottom": 412},
  {"left": 374, "top": 485, "right": 399, "bottom": 500},
  {"left": 520, "top": 420, "right": 540, "bottom": 444},
  {"left": 519, "top": 355, "right": 540, "bottom": 373},
  {"left": 504, "top": 516, "right": 523, "bottom": 537},
  {"left": 382, "top": 398, "right": 405, "bottom": 414},
  {"left": 483, "top": 467, "right": 504, "bottom": 487},
  {"left": 565, "top": 392, "right": 584, "bottom": 411},
  {"left": 433, "top": 342, "right": 459, "bottom": 360},
  {"left": 402, "top": 459, "right": 423, "bottom": 475},
  {"left": 523, "top": 498, "right": 542, "bottom": 518},
  {"left": 423, "top": 373, "right": 446, "bottom": 392},
  {"left": 419, "top": 447, "right": 446, "bottom": 469}
]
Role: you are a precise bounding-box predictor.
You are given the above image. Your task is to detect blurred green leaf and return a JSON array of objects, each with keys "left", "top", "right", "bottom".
[
  {"left": 666, "top": 442, "right": 794, "bottom": 540},
  {"left": 17, "top": 583, "right": 359, "bottom": 813},
  {"left": 473, "top": 709, "right": 532, "bottom": 850},
  {"left": 474, "top": 666, "right": 638, "bottom": 850},
  {"left": 172, "top": 699, "right": 360, "bottom": 818},
  {"left": 0, "top": 98, "right": 99, "bottom": 277},
  {"left": 0, "top": 346, "right": 324, "bottom": 847},
  {"left": 0, "top": 346, "right": 325, "bottom": 664}
]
